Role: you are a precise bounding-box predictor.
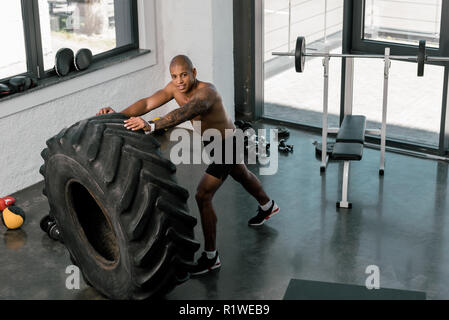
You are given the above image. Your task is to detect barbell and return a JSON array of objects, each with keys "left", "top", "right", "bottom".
[{"left": 273, "top": 36, "right": 449, "bottom": 76}]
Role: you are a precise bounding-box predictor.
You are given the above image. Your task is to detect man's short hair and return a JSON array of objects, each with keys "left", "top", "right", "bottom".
[{"left": 170, "top": 55, "right": 194, "bottom": 71}]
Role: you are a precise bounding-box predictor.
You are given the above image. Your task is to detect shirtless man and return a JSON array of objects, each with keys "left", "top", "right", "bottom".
[{"left": 97, "top": 55, "right": 279, "bottom": 275}]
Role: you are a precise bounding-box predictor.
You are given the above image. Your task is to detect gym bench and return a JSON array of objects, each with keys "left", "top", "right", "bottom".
[
  {"left": 289, "top": 39, "right": 391, "bottom": 208},
  {"left": 332, "top": 115, "right": 366, "bottom": 209},
  {"left": 318, "top": 49, "right": 389, "bottom": 208}
]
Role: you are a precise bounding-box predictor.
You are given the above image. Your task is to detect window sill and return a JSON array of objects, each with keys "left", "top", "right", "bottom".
[{"left": 0, "top": 48, "right": 154, "bottom": 119}]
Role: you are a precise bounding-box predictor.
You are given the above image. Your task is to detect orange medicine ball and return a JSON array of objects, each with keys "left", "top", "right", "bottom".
[{"left": 1, "top": 206, "right": 25, "bottom": 230}]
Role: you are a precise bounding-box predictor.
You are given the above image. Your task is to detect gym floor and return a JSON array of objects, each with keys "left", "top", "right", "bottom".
[{"left": 1, "top": 121, "right": 448, "bottom": 300}]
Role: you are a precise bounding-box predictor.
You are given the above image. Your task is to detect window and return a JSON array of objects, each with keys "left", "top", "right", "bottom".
[
  {"left": 0, "top": 0, "right": 138, "bottom": 83},
  {"left": 352, "top": 59, "right": 444, "bottom": 147},
  {"left": 0, "top": 1, "right": 27, "bottom": 79},
  {"left": 364, "top": 0, "right": 442, "bottom": 48},
  {"left": 351, "top": 0, "right": 449, "bottom": 154},
  {"left": 258, "top": 0, "right": 449, "bottom": 155},
  {"left": 264, "top": 0, "right": 345, "bottom": 128},
  {"left": 38, "top": 0, "right": 137, "bottom": 71}
]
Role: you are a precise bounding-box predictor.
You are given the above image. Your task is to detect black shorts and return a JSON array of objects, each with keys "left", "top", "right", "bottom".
[{"left": 203, "top": 134, "right": 243, "bottom": 181}]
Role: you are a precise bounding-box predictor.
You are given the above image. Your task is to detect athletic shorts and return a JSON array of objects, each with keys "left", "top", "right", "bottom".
[{"left": 203, "top": 134, "right": 243, "bottom": 181}]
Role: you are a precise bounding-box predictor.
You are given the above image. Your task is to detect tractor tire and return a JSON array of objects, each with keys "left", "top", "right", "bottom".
[{"left": 39, "top": 113, "right": 200, "bottom": 300}]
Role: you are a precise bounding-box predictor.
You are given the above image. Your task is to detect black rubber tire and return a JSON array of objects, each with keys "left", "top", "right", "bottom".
[
  {"left": 39, "top": 113, "right": 200, "bottom": 300},
  {"left": 69, "top": 253, "right": 92, "bottom": 287}
]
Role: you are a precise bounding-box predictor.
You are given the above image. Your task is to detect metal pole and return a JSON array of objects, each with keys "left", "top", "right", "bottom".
[
  {"left": 435, "top": 0, "right": 440, "bottom": 39},
  {"left": 272, "top": 51, "right": 418, "bottom": 61},
  {"left": 340, "top": 161, "right": 350, "bottom": 208},
  {"left": 288, "top": 0, "right": 292, "bottom": 53},
  {"left": 324, "top": 0, "right": 328, "bottom": 44},
  {"left": 305, "top": 53, "right": 416, "bottom": 60},
  {"left": 321, "top": 52, "right": 330, "bottom": 172},
  {"left": 344, "top": 58, "right": 354, "bottom": 116},
  {"left": 380, "top": 47, "right": 390, "bottom": 175},
  {"left": 370, "top": 0, "right": 374, "bottom": 38}
]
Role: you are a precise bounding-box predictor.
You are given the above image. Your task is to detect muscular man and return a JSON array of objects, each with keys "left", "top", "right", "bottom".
[{"left": 97, "top": 55, "right": 279, "bottom": 275}]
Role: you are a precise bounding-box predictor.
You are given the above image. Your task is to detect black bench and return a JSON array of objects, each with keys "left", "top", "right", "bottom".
[
  {"left": 336, "top": 115, "right": 366, "bottom": 144},
  {"left": 331, "top": 115, "right": 367, "bottom": 208},
  {"left": 332, "top": 115, "right": 366, "bottom": 161},
  {"left": 332, "top": 142, "right": 364, "bottom": 161}
]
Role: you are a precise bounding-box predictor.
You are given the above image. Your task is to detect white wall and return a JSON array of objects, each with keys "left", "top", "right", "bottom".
[
  {"left": 153, "top": 0, "right": 235, "bottom": 120},
  {"left": 212, "top": 0, "right": 235, "bottom": 115},
  {"left": 0, "top": 0, "right": 234, "bottom": 196}
]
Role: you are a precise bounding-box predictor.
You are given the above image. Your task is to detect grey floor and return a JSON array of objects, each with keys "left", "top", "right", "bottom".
[{"left": 1, "top": 122, "right": 448, "bottom": 300}]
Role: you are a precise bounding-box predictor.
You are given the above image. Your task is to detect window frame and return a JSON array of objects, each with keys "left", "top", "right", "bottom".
[
  {"left": 351, "top": 0, "right": 447, "bottom": 64},
  {"left": 253, "top": 0, "right": 449, "bottom": 157},
  {"left": 0, "top": 0, "right": 139, "bottom": 83},
  {"left": 348, "top": 0, "right": 449, "bottom": 155}
]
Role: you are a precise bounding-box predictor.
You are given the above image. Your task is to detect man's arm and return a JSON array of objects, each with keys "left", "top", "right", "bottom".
[
  {"left": 97, "top": 83, "right": 174, "bottom": 116},
  {"left": 153, "top": 86, "right": 218, "bottom": 131},
  {"left": 120, "top": 85, "right": 174, "bottom": 117}
]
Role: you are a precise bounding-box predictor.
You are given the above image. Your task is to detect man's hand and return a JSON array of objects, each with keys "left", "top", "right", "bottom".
[
  {"left": 96, "top": 107, "right": 116, "bottom": 115},
  {"left": 124, "top": 117, "right": 152, "bottom": 132}
]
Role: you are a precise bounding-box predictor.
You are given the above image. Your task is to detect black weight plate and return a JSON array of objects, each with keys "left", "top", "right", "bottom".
[
  {"left": 295, "top": 36, "right": 306, "bottom": 73},
  {"left": 74, "top": 48, "right": 93, "bottom": 71},
  {"left": 417, "top": 40, "right": 426, "bottom": 77},
  {"left": 315, "top": 142, "right": 335, "bottom": 160},
  {"left": 55, "top": 48, "right": 74, "bottom": 77}
]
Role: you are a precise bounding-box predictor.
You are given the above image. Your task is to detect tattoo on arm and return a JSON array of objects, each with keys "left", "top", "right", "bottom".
[{"left": 154, "top": 89, "right": 216, "bottom": 130}]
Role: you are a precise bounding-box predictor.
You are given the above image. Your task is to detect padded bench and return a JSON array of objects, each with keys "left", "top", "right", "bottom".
[
  {"left": 336, "top": 115, "right": 367, "bottom": 144},
  {"left": 332, "top": 142, "right": 364, "bottom": 161},
  {"left": 332, "top": 115, "right": 366, "bottom": 161},
  {"left": 331, "top": 115, "right": 367, "bottom": 208}
]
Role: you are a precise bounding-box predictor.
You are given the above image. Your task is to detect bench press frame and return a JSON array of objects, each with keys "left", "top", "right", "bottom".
[{"left": 320, "top": 48, "right": 391, "bottom": 208}]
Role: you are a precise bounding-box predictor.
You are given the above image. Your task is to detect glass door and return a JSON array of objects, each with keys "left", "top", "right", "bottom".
[
  {"left": 263, "top": 0, "right": 345, "bottom": 129},
  {"left": 352, "top": 0, "right": 445, "bottom": 148}
]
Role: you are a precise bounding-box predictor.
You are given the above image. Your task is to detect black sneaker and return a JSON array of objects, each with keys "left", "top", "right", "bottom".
[
  {"left": 248, "top": 201, "right": 280, "bottom": 226},
  {"left": 189, "top": 252, "right": 221, "bottom": 276}
]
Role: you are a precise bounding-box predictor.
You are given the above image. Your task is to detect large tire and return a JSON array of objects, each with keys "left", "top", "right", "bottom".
[{"left": 39, "top": 113, "right": 200, "bottom": 300}]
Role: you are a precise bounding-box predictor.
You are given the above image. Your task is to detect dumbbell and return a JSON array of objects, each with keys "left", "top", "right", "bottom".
[
  {"left": 40, "top": 215, "right": 61, "bottom": 241},
  {"left": 277, "top": 127, "right": 290, "bottom": 139},
  {"left": 278, "top": 139, "right": 294, "bottom": 153}
]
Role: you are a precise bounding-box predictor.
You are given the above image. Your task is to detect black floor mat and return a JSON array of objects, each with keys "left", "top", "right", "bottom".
[{"left": 283, "top": 279, "right": 426, "bottom": 300}]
